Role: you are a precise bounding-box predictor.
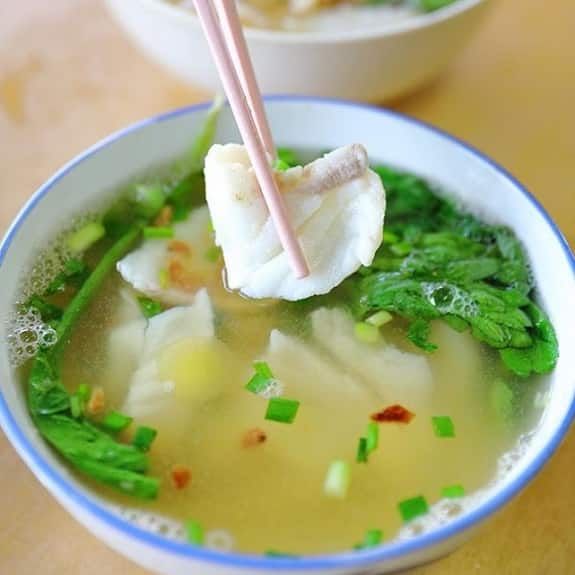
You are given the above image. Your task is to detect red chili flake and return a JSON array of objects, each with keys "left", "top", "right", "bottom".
[
  {"left": 371, "top": 404, "right": 415, "bottom": 424},
  {"left": 167, "top": 240, "right": 192, "bottom": 255},
  {"left": 242, "top": 428, "right": 267, "bottom": 448},
  {"left": 170, "top": 465, "right": 191, "bottom": 490},
  {"left": 86, "top": 387, "right": 106, "bottom": 416},
  {"left": 154, "top": 205, "right": 173, "bottom": 227}
]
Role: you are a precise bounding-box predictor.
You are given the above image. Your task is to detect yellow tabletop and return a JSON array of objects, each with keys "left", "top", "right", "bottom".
[{"left": 0, "top": 1, "right": 573, "bottom": 573}]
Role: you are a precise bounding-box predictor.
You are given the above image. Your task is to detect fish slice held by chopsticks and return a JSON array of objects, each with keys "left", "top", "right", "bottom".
[{"left": 194, "top": 0, "right": 386, "bottom": 300}]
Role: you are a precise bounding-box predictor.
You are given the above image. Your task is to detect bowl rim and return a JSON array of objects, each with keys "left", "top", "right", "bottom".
[
  {"left": 0, "top": 95, "right": 574, "bottom": 571},
  {"left": 123, "top": 0, "right": 487, "bottom": 44}
]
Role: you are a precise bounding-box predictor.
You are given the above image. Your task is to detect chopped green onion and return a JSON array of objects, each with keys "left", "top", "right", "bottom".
[
  {"left": 383, "top": 231, "right": 399, "bottom": 245},
  {"left": 101, "top": 411, "right": 133, "bottom": 433},
  {"left": 431, "top": 415, "right": 456, "bottom": 438},
  {"left": 185, "top": 520, "right": 204, "bottom": 545},
  {"left": 324, "top": 460, "right": 351, "bottom": 499},
  {"left": 276, "top": 147, "right": 299, "bottom": 168},
  {"left": 245, "top": 361, "right": 275, "bottom": 395},
  {"left": 265, "top": 550, "right": 299, "bottom": 559},
  {"left": 265, "top": 397, "right": 300, "bottom": 424},
  {"left": 366, "top": 421, "right": 379, "bottom": 453},
  {"left": 132, "top": 426, "right": 158, "bottom": 452},
  {"left": 204, "top": 245, "right": 221, "bottom": 262},
  {"left": 365, "top": 310, "right": 393, "bottom": 327},
  {"left": 158, "top": 268, "right": 169, "bottom": 289},
  {"left": 398, "top": 495, "right": 429, "bottom": 522},
  {"left": 67, "top": 222, "right": 106, "bottom": 254},
  {"left": 138, "top": 296, "right": 163, "bottom": 319},
  {"left": 69, "top": 394, "right": 83, "bottom": 419},
  {"left": 77, "top": 383, "right": 91, "bottom": 402},
  {"left": 441, "top": 484, "right": 465, "bottom": 499},
  {"left": 273, "top": 158, "right": 291, "bottom": 172},
  {"left": 418, "top": 0, "right": 458, "bottom": 13},
  {"left": 354, "top": 322, "right": 381, "bottom": 344},
  {"left": 357, "top": 528, "right": 383, "bottom": 549},
  {"left": 356, "top": 437, "right": 368, "bottom": 463},
  {"left": 134, "top": 184, "right": 165, "bottom": 218},
  {"left": 390, "top": 241, "right": 412, "bottom": 257},
  {"left": 143, "top": 226, "right": 174, "bottom": 239}
]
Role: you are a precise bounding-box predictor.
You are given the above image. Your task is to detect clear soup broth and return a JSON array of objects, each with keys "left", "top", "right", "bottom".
[{"left": 12, "top": 144, "right": 553, "bottom": 556}]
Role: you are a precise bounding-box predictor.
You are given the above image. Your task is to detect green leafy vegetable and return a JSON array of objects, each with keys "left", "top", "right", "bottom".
[
  {"left": 346, "top": 164, "right": 558, "bottom": 378},
  {"left": 133, "top": 184, "right": 166, "bottom": 219},
  {"left": 356, "top": 528, "right": 383, "bottom": 549},
  {"left": 489, "top": 378, "right": 516, "bottom": 422}
]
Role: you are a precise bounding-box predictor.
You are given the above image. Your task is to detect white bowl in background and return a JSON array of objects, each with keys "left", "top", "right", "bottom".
[
  {"left": 105, "top": 0, "right": 490, "bottom": 102},
  {"left": 0, "top": 97, "right": 574, "bottom": 575}
]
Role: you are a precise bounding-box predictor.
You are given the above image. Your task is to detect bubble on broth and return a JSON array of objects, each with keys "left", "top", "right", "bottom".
[
  {"left": 421, "top": 282, "right": 477, "bottom": 317},
  {"left": 8, "top": 307, "right": 58, "bottom": 365},
  {"left": 396, "top": 430, "right": 534, "bottom": 541}
]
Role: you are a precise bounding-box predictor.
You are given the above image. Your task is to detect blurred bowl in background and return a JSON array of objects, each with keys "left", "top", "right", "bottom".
[{"left": 105, "top": 0, "right": 489, "bottom": 102}]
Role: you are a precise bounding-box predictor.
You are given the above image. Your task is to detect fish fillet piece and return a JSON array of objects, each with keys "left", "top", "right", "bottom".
[
  {"left": 204, "top": 143, "right": 385, "bottom": 300},
  {"left": 311, "top": 307, "right": 433, "bottom": 407},
  {"left": 116, "top": 206, "right": 213, "bottom": 305}
]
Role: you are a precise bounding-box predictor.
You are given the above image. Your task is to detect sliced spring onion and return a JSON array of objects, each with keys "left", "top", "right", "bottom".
[
  {"left": 366, "top": 421, "right": 379, "bottom": 453},
  {"left": 185, "top": 520, "right": 204, "bottom": 545},
  {"left": 356, "top": 437, "right": 368, "bottom": 463},
  {"left": 365, "top": 310, "right": 393, "bottom": 327},
  {"left": 158, "top": 268, "right": 169, "bottom": 289},
  {"left": 137, "top": 296, "right": 163, "bottom": 319},
  {"left": 132, "top": 426, "right": 158, "bottom": 452},
  {"left": 324, "top": 460, "right": 351, "bottom": 499},
  {"left": 273, "top": 158, "right": 291, "bottom": 172},
  {"left": 134, "top": 184, "right": 165, "bottom": 218},
  {"left": 143, "top": 226, "right": 174, "bottom": 239},
  {"left": 359, "top": 528, "right": 383, "bottom": 549},
  {"left": 77, "top": 383, "right": 91, "bottom": 402},
  {"left": 245, "top": 361, "right": 274, "bottom": 395},
  {"left": 204, "top": 245, "right": 221, "bottom": 262},
  {"left": 265, "top": 397, "right": 300, "bottom": 424},
  {"left": 354, "top": 322, "right": 381, "bottom": 344},
  {"left": 69, "top": 394, "right": 82, "bottom": 419},
  {"left": 431, "top": 415, "right": 456, "bottom": 438},
  {"left": 398, "top": 495, "right": 429, "bottom": 522},
  {"left": 101, "top": 411, "right": 133, "bottom": 433},
  {"left": 441, "top": 484, "right": 465, "bottom": 499},
  {"left": 276, "top": 147, "right": 299, "bottom": 168},
  {"left": 67, "top": 222, "right": 106, "bottom": 254}
]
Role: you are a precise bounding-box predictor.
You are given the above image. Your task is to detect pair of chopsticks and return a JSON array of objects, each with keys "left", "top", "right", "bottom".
[{"left": 193, "top": 0, "right": 309, "bottom": 279}]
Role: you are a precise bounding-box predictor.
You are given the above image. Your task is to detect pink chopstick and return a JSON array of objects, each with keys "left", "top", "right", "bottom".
[
  {"left": 193, "top": 0, "right": 309, "bottom": 279},
  {"left": 212, "top": 0, "right": 275, "bottom": 159}
]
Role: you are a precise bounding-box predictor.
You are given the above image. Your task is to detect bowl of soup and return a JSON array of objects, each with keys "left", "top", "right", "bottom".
[
  {"left": 105, "top": 0, "right": 490, "bottom": 101},
  {"left": 0, "top": 97, "right": 573, "bottom": 575}
]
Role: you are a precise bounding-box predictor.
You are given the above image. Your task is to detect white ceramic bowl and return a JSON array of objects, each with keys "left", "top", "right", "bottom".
[
  {"left": 1, "top": 97, "right": 574, "bottom": 575},
  {"left": 105, "top": 0, "right": 489, "bottom": 101}
]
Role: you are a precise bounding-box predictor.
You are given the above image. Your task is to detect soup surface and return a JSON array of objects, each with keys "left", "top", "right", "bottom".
[
  {"left": 171, "top": 0, "right": 459, "bottom": 33},
  {"left": 12, "top": 134, "right": 555, "bottom": 556}
]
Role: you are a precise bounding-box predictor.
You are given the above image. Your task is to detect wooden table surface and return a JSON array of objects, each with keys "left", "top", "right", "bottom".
[{"left": 1, "top": 1, "right": 574, "bottom": 573}]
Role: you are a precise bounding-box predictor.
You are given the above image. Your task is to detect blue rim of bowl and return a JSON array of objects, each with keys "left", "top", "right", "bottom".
[{"left": 0, "top": 95, "right": 574, "bottom": 571}]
